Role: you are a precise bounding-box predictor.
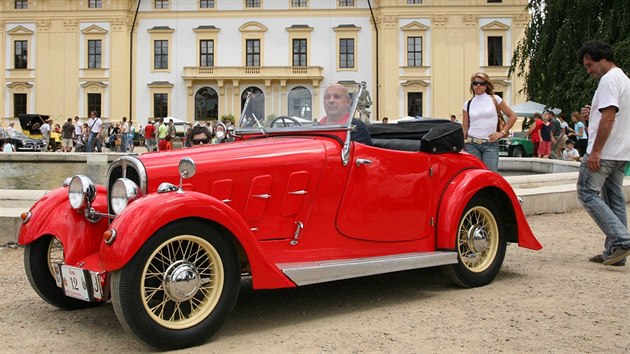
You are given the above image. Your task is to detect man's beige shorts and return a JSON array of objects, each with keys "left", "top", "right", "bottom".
[{"left": 62, "top": 138, "right": 74, "bottom": 149}]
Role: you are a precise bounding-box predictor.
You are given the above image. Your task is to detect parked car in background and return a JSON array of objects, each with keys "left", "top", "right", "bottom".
[
  {"left": 18, "top": 114, "right": 62, "bottom": 151},
  {"left": 18, "top": 82, "right": 541, "bottom": 350},
  {"left": 0, "top": 127, "right": 47, "bottom": 152},
  {"left": 499, "top": 131, "right": 534, "bottom": 157}
]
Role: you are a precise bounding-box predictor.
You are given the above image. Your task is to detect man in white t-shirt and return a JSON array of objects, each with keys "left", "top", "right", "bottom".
[
  {"left": 120, "top": 117, "right": 129, "bottom": 153},
  {"left": 40, "top": 119, "right": 51, "bottom": 152},
  {"left": 576, "top": 41, "right": 630, "bottom": 266},
  {"left": 86, "top": 111, "right": 103, "bottom": 153}
]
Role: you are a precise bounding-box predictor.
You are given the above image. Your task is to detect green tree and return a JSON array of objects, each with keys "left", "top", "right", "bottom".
[{"left": 510, "top": 0, "right": 630, "bottom": 115}]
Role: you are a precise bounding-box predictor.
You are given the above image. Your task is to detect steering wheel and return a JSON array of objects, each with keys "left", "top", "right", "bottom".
[{"left": 270, "top": 116, "right": 302, "bottom": 128}]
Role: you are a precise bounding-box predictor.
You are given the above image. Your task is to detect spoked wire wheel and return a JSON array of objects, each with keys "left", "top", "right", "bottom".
[
  {"left": 25, "top": 236, "right": 102, "bottom": 309},
  {"left": 47, "top": 237, "right": 64, "bottom": 276},
  {"left": 111, "top": 221, "right": 240, "bottom": 350},
  {"left": 457, "top": 205, "right": 499, "bottom": 273},
  {"left": 141, "top": 235, "right": 224, "bottom": 329},
  {"left": 443, "top": 195, "right": 506, "bottom": 288}
]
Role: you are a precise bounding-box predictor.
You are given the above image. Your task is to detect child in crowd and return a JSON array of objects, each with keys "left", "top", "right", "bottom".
[
  {"left": 562, "top": 139, "right": 580, "bottom": 161},
  {"left": 537, "top": 112, "right": 553, "bottom": 158}
]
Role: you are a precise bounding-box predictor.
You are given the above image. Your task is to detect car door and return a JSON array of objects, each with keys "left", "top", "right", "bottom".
[{"left": 336, "top": 143, "right": 433, "bottom": 242}]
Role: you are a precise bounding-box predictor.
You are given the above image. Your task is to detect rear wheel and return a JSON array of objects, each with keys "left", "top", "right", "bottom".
[
  {"left": 111, "top": 221, "right": 240, "bottom": 350},
  {"left": 443, "top": 195, "right": 506, "bottom": 288},
  {"left": 24, "top": 236, "right": 102, "bottom": 310}
]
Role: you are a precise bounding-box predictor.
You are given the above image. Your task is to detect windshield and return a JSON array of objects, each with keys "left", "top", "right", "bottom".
[{"left": 236, "top": 82, "right": 369, "bottom": 134}]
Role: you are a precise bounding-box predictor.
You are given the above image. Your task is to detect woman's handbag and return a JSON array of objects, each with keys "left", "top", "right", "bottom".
[{"left": 491, "top": 95, "right": 507, "bottom": 132}]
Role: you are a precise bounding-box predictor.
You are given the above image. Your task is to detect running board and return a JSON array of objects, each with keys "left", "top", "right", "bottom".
[{"left": 277, "top": 251, "right": 458, "bottom": 286}]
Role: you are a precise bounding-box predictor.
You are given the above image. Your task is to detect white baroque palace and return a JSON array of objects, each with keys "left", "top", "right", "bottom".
[{"left": 1, "top": 0, "right": 528, "bottom": 126}]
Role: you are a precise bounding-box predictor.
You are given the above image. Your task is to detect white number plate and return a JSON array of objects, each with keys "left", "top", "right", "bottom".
[
  {"left": 499, "top": 151, "right": 508, "bottom": 156},
  {"left": 60, "top": 265, "right": 90, "bottom": 301},
  {"left": 59, "top": 265, "right": 103, "bottom": 301}
]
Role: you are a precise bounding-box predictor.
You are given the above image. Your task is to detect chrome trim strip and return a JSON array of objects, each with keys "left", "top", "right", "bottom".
[
  {"left": 288, "top": 190, "right": 307, "bottom": 195},
  {"left": 252, "top": 194, "right": 271, "bottom": 199},
  {"left": 277, "top": 251, "right": 458, "bottom": 286}
]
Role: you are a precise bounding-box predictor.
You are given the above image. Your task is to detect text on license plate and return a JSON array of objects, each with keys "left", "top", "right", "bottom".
[
  {"left": 499, "top": 151, "right": 509, "bottom": 156},
  {"left": 56, "top": 265, "right": 104, "bottom": 302}
]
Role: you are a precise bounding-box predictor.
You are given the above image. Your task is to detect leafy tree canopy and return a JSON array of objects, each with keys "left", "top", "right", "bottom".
[{"left": 510, "top": 0, "right": 630, "bottom": 116}]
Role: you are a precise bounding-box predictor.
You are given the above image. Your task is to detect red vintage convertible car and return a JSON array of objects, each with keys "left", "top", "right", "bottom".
[{"left": 18, "top": 83, "right": 541, "bottom": 350}]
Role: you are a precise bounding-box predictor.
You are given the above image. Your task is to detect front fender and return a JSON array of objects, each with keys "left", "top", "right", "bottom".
[
  {"left": 100, "top": 191, "right": 295, "bottom": 289},
  {"left": 436, "top": 169, "right": 542, "bottom": 251},
  {"left": 18, "top": 186, "right": 109, "bottom": 266}
]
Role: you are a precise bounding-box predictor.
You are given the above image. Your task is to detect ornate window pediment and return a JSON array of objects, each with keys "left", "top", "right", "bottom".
[
  {"left": 239, "top": 22, "right": 267, "bottom": 33},
  {"left": 82, "top": 25, "right": 108, "bottom": 34},
  {"left": 8, "top": 26, "right": 34, "bottom": 35},
  {"left": 480, "top": 21, "right": 510, "bottom": 31},
  {"left": 401, "top": 22, "right": 429, "bottom": 32}
]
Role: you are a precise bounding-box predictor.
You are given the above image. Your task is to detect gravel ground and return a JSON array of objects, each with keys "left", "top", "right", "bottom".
[{"left": 0, "top": 207, "right": 628, "bottom": 353}]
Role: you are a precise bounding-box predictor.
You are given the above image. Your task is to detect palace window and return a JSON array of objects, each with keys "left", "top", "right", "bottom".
[
  {"left": 88, "top": 40, "right": 102, "bottom": 69},
  {"left": 14, "top": 94, "right": 27, "bottom": 117},
  {"left": 200, "top": 40, "right": 214, "bottom": 67},
  {"left": 200, "top": 0, "right": 215, "bottom": 7},
  {"left": 246, "top": 39, "right": 260, "bottom": 67},
  {"left": 154, "top": 0, "right": 168, "bottom": 9},
  {"left": 408, "top": 92, "right": 423, "bottom": 117},
  {"left": 154, "top": 40, "right": 169, "bottom": 69},
  {"left": 339, "top": 38, "right": 354, "bottom": 69},
  {"left": 339, "top": 0, "right": 354, "bottom": 6},
  {"left": 154, "top": 93, "right": 168, "bottom": 118},
  {"left": 292, "top": 39, "right": 307, "bottom": 67},
  {"left": 88, "top": 0, "right": 102, "bottom": 8},
  {"left": 15, "top": 0, "right": 28, "bottom": 9},
  {"left": 407, "top": 0, "right": 422, "bottom": 3},
  {"left": 87, "top": 93, "right": 101, "bottom": 117},
  {"left": 288, "top": 87, "right": 312, "bottom": 119},
  {"left": 488, "top": 36, "right": 503, "bottom": 66},
  {"left": 291, "top": 0, "right": 307, "bottom": 6},
  {"left": 246, "top": 0, "right": 261, "bottom": 7},
  {"left": 407, "top": 37, "right": 422, "bottom": 67},
  {"left": 14, "top": 41, "right": 28, "bottom": 69}
]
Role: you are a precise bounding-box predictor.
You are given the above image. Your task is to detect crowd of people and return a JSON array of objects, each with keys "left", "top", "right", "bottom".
[{"left": 522, "top": 110, "right": 591, "bottom": 161}]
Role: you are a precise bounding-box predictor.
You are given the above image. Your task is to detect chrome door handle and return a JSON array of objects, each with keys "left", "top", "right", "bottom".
[
  {"left": 355, "top": 158, "right": 373, "bottom": 167},
  {"left": 252, "top": 194, "right": 271, "bottom": 199}
]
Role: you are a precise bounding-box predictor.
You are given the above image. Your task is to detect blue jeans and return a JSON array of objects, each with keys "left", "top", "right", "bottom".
[
  {"left": 120, "top": 134, "right": 127, "bottom": 152},
  {"left": 577, "top": 154, "right": 630, "bottom": 262},
  {"left": 465, "top": 141, "right": 499, "bottom": 172},
  {"left": 87, "top": 132, "right": 96, "bottom": 152}
]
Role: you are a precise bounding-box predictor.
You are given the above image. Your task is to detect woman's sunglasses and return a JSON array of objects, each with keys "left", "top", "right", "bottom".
[
  {"left": 192, "top": 138, "right": 210, "bottom": 145},
  {"left": 472, "top": 81, "right": 487, "bottom": 86}
]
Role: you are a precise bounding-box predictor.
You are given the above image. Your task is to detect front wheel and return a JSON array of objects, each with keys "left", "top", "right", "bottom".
[
  {"left": 512, "top": 146, "right": 525, "bottom": 158},
  {"left": 111, "top": 221, "right": 240, "bottom": 350},
  {"left": 443, "top": 195, "right": 506, "bottom": 288},
  {"left": 24, "top": 236, "right": 102, "bottom": 310}
]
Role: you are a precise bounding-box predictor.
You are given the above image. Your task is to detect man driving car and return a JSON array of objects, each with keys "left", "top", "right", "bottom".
[{"left": 319, "top": 84, "right": 372, "bottom": 145}]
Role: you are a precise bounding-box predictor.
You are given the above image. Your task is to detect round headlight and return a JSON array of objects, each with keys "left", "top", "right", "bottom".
[
  {"left": 111, "top": 178, "right": 141, "bottom": 215},
  {"left": 68, "top": 175, "right": 96, "bottom": 210}
]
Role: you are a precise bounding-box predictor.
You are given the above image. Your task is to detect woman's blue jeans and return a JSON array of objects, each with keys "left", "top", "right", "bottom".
[{"left": 465, "top": 141, "right": 499, "bottom": 172}]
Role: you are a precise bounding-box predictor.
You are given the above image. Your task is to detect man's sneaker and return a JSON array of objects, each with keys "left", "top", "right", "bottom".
[
  {"left": 603, "top": 247, "right": 630, "bottom": 266},
  {"left": 589, "top": 254, "right": 625, "bottom": 266}
]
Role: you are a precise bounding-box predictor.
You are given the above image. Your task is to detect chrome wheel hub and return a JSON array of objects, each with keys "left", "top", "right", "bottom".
[
  {"left": 467, "top": 225, "right": 489, "bottom": 254},
  {"left": 163, "top": 260, "right": 201, "bottom": 302}
]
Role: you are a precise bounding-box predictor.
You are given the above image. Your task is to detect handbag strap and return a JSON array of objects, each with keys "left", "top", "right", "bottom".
[{"left": 490, "top": 95, "right": 503, "bottom": 117}]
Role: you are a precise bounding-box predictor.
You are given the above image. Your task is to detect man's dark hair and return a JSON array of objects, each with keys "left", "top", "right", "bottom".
[
  {"left": 191, "top": 125, "right": 212, "bottom": 139},
  {"left": 577, "top": 40, "right": 615, "bottom": 65}
]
